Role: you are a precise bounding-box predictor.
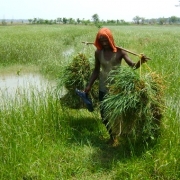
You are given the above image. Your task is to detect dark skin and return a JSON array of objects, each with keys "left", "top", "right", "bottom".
[{"left": 84, "top": 36, "right": 148, "bottom": 93}]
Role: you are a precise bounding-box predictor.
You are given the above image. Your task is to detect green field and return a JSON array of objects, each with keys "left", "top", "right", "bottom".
[{"left": 0, "top": 25, "right": 180, "bottom": 179}]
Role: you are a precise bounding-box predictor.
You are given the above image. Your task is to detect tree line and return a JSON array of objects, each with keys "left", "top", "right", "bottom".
[{"left": 1, "top": 14, "right": 180, "bottom": 26}]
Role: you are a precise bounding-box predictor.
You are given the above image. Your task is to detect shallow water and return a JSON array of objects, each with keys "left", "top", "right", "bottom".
[
  {"left": 0, "top": 73, "right": 60, "bottom": 108},
  {"left": 62, "top": 48, "right": 74, "bottom": 57},
  {"left": 0, "top": 73, "right": 55, "bottom": 95}
]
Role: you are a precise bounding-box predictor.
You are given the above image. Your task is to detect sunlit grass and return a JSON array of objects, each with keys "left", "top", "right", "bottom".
[{"left": 0, "top": 24, "right": 179, "bottom": 179}]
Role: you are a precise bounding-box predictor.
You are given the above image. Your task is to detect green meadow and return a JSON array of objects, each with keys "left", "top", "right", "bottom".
[{"left": 0, "top": 24, "right": 180, "bottom": 179}]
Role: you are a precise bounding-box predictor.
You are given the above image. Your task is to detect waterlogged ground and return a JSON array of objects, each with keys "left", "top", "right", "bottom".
[{"left": 0, "top": 73, "right": 58, "bottom": 107}]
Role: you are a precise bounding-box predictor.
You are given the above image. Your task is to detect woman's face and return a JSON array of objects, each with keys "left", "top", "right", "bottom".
[{"left": 99, "top": 36, "right": 110, "bottom": 50}]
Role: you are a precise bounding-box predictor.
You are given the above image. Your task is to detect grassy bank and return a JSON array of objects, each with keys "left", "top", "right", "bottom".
[{"left": 0, "top": 25, "right": 180, "bottom": 179}]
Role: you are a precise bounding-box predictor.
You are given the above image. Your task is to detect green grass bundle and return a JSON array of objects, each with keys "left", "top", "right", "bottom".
[
  {"left": 58, "top": 53, "right": 98, "bottom": 109},
  {"left": 102, "top": 66, "right": 165, "bottom": 142}
]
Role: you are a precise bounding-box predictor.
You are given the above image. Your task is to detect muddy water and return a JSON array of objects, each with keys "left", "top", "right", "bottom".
[{"left": 0, "top": 73, "right": 61, "bottom": 107}]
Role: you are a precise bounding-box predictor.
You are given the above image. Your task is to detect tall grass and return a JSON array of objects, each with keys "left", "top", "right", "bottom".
[
  {"left": 0, "top": 25, "right": 180, "bottom": 179},
  {"left": 0, "top": 25, "right": 97, "bottom": 78}
]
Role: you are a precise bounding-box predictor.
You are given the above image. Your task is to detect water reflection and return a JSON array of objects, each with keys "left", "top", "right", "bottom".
[{"left": 0, "top": 73, "right": 59, "bottom": 108}]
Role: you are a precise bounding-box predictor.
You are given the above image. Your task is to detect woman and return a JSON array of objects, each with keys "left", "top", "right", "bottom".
[{"left": 84, "top": 27, "right": 147, "bottom": 146}]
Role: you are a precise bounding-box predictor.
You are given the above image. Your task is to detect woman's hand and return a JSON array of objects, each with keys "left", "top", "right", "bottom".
[
  {"left": 140, "top": 54, "right": 150, "bottom": 63},
  {"left": 84, "top": 85, "right": 91, "bottom": 93}
]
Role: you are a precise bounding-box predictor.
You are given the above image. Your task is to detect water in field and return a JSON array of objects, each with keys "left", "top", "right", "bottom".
[
  {"left": 63, "top": 48, "right": 74, "bottom": 57},
  {"left": 0, "top": 73, "right": 64, "bottom": 107}
]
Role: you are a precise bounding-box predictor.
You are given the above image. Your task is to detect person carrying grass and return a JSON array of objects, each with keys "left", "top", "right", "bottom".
[{"left": 84, "top": 27, "right": 148, "bottom": 146}]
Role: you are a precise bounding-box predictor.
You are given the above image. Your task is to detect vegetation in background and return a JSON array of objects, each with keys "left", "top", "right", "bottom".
[
  {"left": 1, "top": 13, "right": 180, "bottom": 26},
  {"left": 0, "top": 25, "right": 179, "bottom": 179}
]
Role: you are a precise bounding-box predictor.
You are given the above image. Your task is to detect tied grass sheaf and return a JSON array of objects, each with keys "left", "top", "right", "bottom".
[
  {"left": 103, "top": 66, "right": 164, "bottom": 142},
  {"left": 58, "top": 53, "right": 99, "bottom": 109},
  {"left": 0, "top": 25, "right": 180, "bottom": 179}
]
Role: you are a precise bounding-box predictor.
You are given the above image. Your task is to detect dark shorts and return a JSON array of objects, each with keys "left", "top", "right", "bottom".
[{"left": 99, "top": 91, "right": 106, "bottom": 102}]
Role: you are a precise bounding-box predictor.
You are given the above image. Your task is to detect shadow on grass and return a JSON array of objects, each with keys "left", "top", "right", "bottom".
[{"left": 64, "top": 113, "right": 159, "bottom": 171}]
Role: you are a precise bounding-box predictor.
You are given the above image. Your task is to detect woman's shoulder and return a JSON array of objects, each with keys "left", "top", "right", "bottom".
[
  {"left": 117, "top": 48, "right": 127, "bottom": 55},
  {"left": 95, "top": 49, "right": 102, "bottom": 53},
  {"left": 95, "top": 49, "right": 102, "bottom": 56}
]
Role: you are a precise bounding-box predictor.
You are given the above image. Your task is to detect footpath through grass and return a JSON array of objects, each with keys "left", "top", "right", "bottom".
[{"left": 0, "top": 25, "right": 180, "bottom": 179}]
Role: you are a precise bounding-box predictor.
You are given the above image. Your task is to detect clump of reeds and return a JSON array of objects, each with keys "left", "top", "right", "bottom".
[
  {"left": 102, "top": 66, "right": 165, "bottom": 142},
  {"left": 58, "top": 53, "right": 98, "bottom": 109}
]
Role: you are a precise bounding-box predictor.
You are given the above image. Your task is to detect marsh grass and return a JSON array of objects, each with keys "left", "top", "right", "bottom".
[{"left": 0, "top": 25, "right": 180, "bottom": 179}]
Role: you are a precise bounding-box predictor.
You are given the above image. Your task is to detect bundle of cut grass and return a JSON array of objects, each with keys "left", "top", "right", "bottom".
[
  {"left": 58, "top": 53, "right": 98, "bottom": 109},
  {"left": 102, "top": 66, "right": 165, "bottom": 142}
]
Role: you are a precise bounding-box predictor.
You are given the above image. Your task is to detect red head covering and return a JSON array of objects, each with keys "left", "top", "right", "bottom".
[{"left": 94, "top": 28, "right": 117, "bottom": 52}]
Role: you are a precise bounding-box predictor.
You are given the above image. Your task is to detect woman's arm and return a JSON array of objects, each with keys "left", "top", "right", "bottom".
[
  {"left": 122, "top": 50, "right": 147, "bottom": 69},
  {"left": 84, "top": 51, "right": 100, "bottom": 93}
]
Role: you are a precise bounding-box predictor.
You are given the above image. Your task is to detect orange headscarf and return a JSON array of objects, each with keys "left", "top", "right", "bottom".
[{"left": 94, "top": 28, "right": 117, "bottom": 52}]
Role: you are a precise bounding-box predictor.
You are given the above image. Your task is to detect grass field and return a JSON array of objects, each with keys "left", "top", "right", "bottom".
[{"left": 0, "top": 24, "right": 180, "bottom": 179}]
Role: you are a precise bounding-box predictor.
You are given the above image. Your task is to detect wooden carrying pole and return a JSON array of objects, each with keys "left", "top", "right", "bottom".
[{"left": 82, "top": 42, "right": 151, "bottom": 60}]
